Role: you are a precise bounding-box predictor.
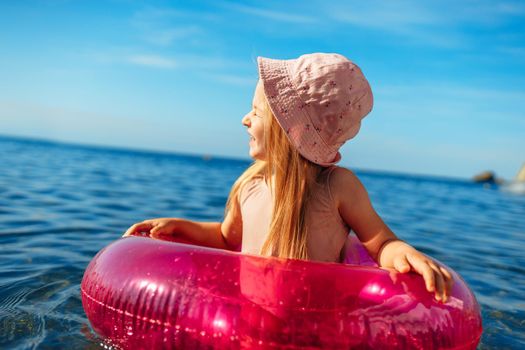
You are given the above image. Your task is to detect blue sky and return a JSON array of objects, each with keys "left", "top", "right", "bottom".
[{"left": 0, "top": 0, "right": 524, "bottom": 179}]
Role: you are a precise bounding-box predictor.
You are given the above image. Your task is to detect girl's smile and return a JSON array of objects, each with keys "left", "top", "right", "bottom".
[{"left": 242, "top": 81, "right": 266, "bottom": 160}]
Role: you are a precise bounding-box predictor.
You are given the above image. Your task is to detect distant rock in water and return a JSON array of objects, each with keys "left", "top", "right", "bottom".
[
  {"left": 472, "top": 171, "right": 503, "bottom": 184},
  {"left": 473, "top": 164, "right": 525, "bottom": 185}
]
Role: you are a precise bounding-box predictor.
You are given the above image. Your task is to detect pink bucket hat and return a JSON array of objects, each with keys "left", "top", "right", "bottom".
[{"left": 257, "top": 53, "right": 373, "bottom": 166}]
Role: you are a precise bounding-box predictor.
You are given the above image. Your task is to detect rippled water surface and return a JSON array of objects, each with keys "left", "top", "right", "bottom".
[{"left": 0, "top": 135, "right": 523, "bottom": 349}]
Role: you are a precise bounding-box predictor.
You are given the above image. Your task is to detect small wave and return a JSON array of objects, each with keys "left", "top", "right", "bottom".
[{"left": 0, "top": 287, "right": 32, "bottom": 313}]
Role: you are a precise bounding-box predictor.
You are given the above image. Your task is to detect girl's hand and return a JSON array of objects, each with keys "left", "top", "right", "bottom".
[
  {"left": 123, "top": 218, "right": 180, "bottom": 239},
  {"left": 329, "top": 168, "right": 454, "bottom": 302},
  {"left": 389, "top": 245, "right": 453, "bottom": 303}
]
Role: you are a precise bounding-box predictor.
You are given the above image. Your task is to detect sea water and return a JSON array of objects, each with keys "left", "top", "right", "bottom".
[{"left": 0, "top": 135, "right": 523, "bottom": 349}]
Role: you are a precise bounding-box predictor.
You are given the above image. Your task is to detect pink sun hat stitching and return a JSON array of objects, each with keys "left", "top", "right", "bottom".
[{"left": 257, "top": 53, "right": 373, "bottom": 166}]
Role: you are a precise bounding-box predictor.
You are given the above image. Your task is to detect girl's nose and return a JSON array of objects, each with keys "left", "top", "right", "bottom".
[{"left": 242, "top": 113, "right": 251, "bottom": 127}]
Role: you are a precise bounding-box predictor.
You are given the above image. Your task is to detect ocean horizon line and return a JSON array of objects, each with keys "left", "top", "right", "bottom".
[{"left": 0, "top": 133, "right": 475, "bottom": 184}]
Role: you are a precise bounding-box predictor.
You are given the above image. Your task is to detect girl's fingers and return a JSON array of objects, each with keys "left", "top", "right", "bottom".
[
  {"left": 440, "top": 266, "right": 454, "bottom": 297},
  {"left": 439, "top": 265, "right": 453, "bottom": 280},
  {"left": 123, "top": 223, "right": 138, "bottom": 237},
  {"left": 123, "top": 222, "right": 153, "bottom": 237},
  {"left": 393, "top": 255, "right": 411, "bottom": 273},
  {"left": 150, "top": 230, "right": 161, "bottom": 239},
  {"left": 392, "top": 251, "right": 454, "bottom": 303},
  {"left": 430, "top": 264, "right": 446, "bottom": 302},
  {"left": 150, "top": 225, "right": 166, "bottom": 238},
  {"left": 406, "top": 253, "right": 435, "bottom": 293}
]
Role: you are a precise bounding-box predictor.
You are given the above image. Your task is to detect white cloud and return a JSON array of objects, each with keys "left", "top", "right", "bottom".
[
  {"left": 483, "top": 0, "right": 525, "bottom": 17},
  {"left": 131, "top": 6, "right": 219, "bottom": 23},
  {"left": 322, "top": 0, "right": 525, "bottom": 48},
  {"left": 142, "top": 26, "right": 203, "bottom": 46},
  {"left": 130, "top": 7, "right": 216, "bottom": 47},
  {"left": 127, "top": 54, "right": 177, "bottom": 69},
  {"left": 221, "top": 2, "right": 317, "bottom": 24},
  {"left": 327, "top": 0, "right": 525, "bottom": 27},
  {"left": 324, "top": 1, "right": 465, "bottom": 48},
  {"left": 328, "top": 1, "right": 439, "bottom": 28},
  {"left": 172, "top": 55, "right": 233, "bottom": 70},
  {"left": 84, "top": 47, "right": 249, "bottom": 74}
]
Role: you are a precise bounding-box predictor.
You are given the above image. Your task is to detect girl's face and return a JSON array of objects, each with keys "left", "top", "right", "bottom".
[{"left": 242, "top": 81, "right": 267, "bottom": 160}]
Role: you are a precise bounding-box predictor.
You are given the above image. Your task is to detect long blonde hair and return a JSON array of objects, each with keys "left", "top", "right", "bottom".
[{"left": 225, "top": 90, "right": 322, "bottom": 260}]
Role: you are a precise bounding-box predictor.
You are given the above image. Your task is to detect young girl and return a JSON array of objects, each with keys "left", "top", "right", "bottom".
[{"left": 124, "top": 53, "right": 452, "bottom": 302}]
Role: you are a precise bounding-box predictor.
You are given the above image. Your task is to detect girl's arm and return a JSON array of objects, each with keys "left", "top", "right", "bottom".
[
  {"left": 331, "top": 167, "right": 452, "bottom": 302},
  {"left": 123, "top": 198, "right": 243, "bottom": 251}
]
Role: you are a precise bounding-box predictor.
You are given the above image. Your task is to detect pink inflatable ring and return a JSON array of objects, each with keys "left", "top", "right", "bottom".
[{"left": 81, "top": 235, "right": 482, "bottom": 349}]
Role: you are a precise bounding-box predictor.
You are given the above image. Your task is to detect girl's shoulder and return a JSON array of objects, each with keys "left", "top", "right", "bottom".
[
  {"left": 327, "top": 166, "right": 366, "bottom": 203},
  {"left": 238, "top": 174, "right": 265, "bottom": 192},
  {"left": 327, "top": 166, "right": 359, "bottom": 184},
  {"left": 239, "top": 175, "right": 267, "bottom": 205}
]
